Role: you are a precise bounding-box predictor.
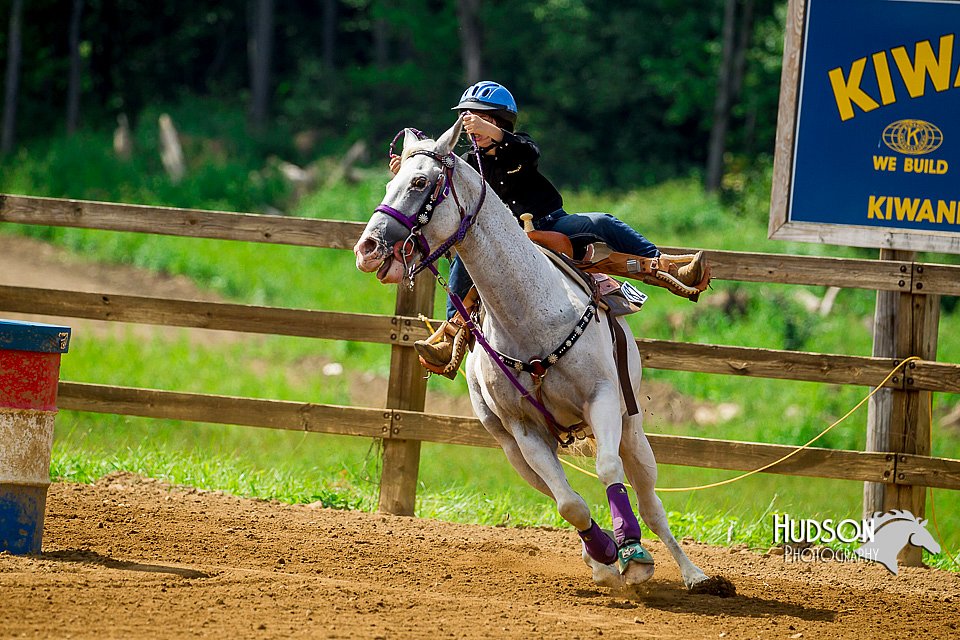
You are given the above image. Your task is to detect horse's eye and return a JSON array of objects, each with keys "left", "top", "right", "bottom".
[{"left": 411, "top": 176, "right": 428, "bottom": 190}]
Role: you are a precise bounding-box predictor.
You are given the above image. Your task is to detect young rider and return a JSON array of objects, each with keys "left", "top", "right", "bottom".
[{"left": 391, "top": 81, "right": 706, "bottom": 377}]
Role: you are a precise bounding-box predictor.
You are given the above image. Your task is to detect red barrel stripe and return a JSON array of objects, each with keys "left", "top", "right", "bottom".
[{"left": 0, "top": 351, "right": 61, "bottom": 411}]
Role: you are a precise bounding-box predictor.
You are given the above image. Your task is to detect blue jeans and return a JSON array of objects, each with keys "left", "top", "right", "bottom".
[
  {"left": 444, "top": 209, "right": 659, "bottom": 319},
  {"left": 536, "top": 209, "right": 659, "bottom": 259},
  {"left": 446, "top": 254, "right": 473, "bottom": 320}
]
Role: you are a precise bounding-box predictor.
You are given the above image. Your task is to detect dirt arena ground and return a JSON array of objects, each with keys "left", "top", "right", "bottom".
[{"left": 2, "top": 473, "right": 958, "bottom": 639}]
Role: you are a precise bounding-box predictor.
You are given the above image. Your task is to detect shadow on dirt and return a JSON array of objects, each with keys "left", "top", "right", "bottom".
[
  {"left": 41, "top": 549, "right": 212, "bottom": 579},
  {"left": 573, "top": 579, "right": 835, "bottom": 622}
]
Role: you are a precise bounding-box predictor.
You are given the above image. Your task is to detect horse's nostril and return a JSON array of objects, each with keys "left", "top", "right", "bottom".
[{"left": 356, "top": 237, "right": 379, "bottom": 257}]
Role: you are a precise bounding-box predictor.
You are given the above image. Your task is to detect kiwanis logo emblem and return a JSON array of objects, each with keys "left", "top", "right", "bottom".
[{"left": 881, "top": 119, "right": 943, "bottom": 155}]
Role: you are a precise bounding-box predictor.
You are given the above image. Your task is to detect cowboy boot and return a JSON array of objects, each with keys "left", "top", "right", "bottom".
[
  {"left": 660, "top": 250, "right": 706, "bottom": 288},
  {"left": 655, "top": 251, "right": 711, "bottom": 300},
  {"left": 414, "top": 315, "right": 469, "bottom": 380}
]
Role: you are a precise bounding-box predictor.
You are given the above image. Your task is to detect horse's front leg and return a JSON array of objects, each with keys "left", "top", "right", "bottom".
[
  {"left": 501, "top": 422, "right": 621, "bottom": 585},
  {"left": 586, "top": 386, "right": 656, "bottom": 586},
  {"left": 620, "top": 413, "right": 710, "bottom": 590},
  {"left": 469, "top": 364, "right": 619, "bottom": 580}
]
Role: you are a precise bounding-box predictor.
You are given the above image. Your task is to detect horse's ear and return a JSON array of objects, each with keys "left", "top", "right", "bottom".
[
  {"left": 435, "top": 118, "right": 463, "bottom": 156},
  {"left": 401, "top": 128, "right": 422, "bottom": 155},
  {"left": 920, "top": 518, "right": 928, "bottom": 527}
]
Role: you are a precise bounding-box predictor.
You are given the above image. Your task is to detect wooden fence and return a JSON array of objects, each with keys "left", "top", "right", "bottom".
[{"left": 3, "top": 193, "right": 960, "bottom": 526}]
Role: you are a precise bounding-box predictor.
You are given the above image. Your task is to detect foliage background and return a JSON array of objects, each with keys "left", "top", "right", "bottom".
[{"left": 0, "top": 0, "right": 783, "bottom": 188}]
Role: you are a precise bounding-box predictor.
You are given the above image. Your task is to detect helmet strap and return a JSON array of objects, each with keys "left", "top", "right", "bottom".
[{"left": 476, "top": 140, "right": 500, "bottom": 155}]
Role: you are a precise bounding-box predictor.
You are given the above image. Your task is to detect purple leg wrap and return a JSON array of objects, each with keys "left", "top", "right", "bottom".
[
  {"left": 606, "top": 483, "right": 642, "bottom": 544},
  {"left": 578, "top": 519, "right": 618, "bottom": 565}
]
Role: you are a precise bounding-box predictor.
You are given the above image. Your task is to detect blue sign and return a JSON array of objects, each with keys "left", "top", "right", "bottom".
[{"left": 789, "top": 0, "right": 960, "bottom": 235}]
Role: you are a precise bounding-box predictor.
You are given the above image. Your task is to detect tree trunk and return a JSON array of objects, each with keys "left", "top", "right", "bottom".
[
  {"left": 248, "top": 0, "right": 275, "bottom": 131},
  {"left": 457, "top": 0, "right": 483, "bottom": 84},
  {"left": 1, "top": 0, "right": 24, "bottom": 155},
  {"left": 373, "top": 15, "right": 388, "bottom": 69},
  {"left": 323, "top": 0, "right": 337, "bottom": 71},
  {"left": 158, "top": 113, "right": 185, "bottom": 183},
  {"left": 705, "top": 0, "right": 738, "bottom": 193},
  {"left": 66, "top": 0, "right": 85, "bottom": 135},
  {"left": 730, "top": 0, "right": 754, "bottom": 102}
]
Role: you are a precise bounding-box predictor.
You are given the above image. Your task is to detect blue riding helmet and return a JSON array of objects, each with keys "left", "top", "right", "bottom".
[{"left": 452, "top": 81, "right": 518, "bottom": 128}]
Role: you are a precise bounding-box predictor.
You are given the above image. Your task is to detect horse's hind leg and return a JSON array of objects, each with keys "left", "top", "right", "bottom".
[{"left": 620, "top": 414, "right": 709, "bottom": 589}]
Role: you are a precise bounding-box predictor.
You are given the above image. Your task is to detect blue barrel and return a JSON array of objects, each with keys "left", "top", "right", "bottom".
[{"left": 0, "top": 320, "right": 71, "bottom": 554}]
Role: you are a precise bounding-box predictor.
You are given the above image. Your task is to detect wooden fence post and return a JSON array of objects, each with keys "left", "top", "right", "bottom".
[
  {"left": 865, "top": 250, "right": 940, "bottom": 567},
  {"left": 378, "top": 274, "right": 435, "bottom": 516},
  {"left": 864, "top": 249, "right": 911, "bottom": 516},
  {"left": 884, "top": 272, "right": 939, "bottom": 567}
]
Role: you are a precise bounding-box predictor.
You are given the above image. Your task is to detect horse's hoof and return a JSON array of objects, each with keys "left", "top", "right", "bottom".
[
  {"left": 689, "top": 575, "right": 737, "bottom": 598},
  {"left": 582, "top": 538, "right": 626, "bottom": 589},
  {"left": 592, "top": 563, "right": 626, "bottom": 589},
  {"left": 617, "top": 541, "right": 654, "bottom": 572},
  {"left": 618, "top": 541, "right": 655, "bottom": 585}
]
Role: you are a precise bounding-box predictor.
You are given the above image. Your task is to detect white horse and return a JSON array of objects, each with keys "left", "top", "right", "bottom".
[{"left": 354, "top": 119, "right": 715, "bottom": 592}]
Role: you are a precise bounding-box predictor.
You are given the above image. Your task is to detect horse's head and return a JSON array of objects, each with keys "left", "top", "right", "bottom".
[{"left": 354, "top": 119, "right": 465, "bottom": 284}]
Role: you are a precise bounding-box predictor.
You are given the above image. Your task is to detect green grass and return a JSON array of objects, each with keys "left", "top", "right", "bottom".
[{"left": 3, "top": 127, "right": 959, "bottom": 572}]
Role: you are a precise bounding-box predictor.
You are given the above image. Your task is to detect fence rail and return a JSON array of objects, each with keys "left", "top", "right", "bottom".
[
  {"left": 3, "top": 193, "right": 960, "bottom": 522},
  {"left": 5, "top": 283, "right": 960, "bottom": 392},
  {"left": 57, "top": 381, "right": 953, "bottom": 489},
  {"left": 5, "top": 194, "right": 960, "bottom": 295}
]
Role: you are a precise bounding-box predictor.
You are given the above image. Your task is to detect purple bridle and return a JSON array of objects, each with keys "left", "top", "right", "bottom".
[{"left": 373, "top": 128, "right": 486, "bottom": 282}]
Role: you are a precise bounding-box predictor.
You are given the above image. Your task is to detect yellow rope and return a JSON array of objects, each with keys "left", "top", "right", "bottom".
[{"left": 558, "top": 355, "right": 922, "bottom": 493}]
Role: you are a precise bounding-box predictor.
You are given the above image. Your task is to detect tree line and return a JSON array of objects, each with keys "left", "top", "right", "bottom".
[{"left": 1, "top": 0, "right": 785, "bottom": 190}]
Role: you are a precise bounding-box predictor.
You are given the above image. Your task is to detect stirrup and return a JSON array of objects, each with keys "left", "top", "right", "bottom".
[
  {"left": 650, "top": 252, "right": 711, "bottom": 301},
  {"left": 578, "top": 250, "right": 711, "bottom": 301}
]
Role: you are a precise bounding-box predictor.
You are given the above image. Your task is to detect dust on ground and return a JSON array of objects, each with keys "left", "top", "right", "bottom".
[{"left": 1, "top": 473, "right": 958, "bottom": 639}]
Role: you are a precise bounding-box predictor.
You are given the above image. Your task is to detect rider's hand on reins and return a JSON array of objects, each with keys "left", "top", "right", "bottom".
[
  {"left": 462, "top": 112, "right": 504, "bottom": 145},
  {"left": 389, "top": 154, "right": 401, "bottom": 175}
]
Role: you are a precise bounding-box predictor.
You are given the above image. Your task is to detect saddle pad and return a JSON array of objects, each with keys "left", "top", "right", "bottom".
[{"left": 540, "top": 247, "right": 644, "bottom": 317}]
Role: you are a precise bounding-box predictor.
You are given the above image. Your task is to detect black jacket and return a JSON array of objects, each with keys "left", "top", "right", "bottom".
[{"left": 462, "top": 130, "right": 563, "bottom": 223}]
